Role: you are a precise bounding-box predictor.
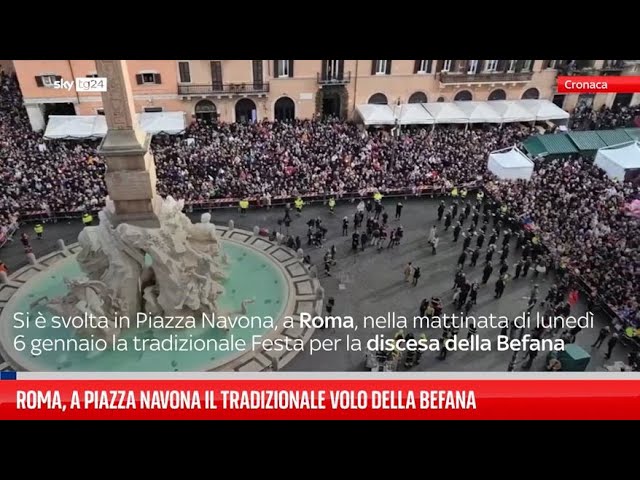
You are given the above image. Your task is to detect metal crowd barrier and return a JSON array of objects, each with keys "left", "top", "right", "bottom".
[
  {"left": 1, "top": 183, "right": 480, "bottom": 243},
  {"left": 0, "top": 222, "right": 19, "bottom": 248}
]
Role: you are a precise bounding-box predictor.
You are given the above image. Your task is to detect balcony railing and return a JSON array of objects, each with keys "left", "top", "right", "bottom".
[
  {"left": 600, "top": 61, "right": 626, "bottom": 72},
  {"left": 439, "top": 71, "right": 533, "bottom": 83},
  {"left": 177, "top": 82, "right": 270, "bottom": 96},
  {"left": 558, "top": 66, "right": 624, "bottom": 77},
  {"left": 317, "top": 71, "right": 352, "bottom": 85}
]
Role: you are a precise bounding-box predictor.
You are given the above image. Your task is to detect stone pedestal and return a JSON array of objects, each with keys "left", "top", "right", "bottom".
[{"left": 96, "top": 60, "right": 159, "bottom": 228}]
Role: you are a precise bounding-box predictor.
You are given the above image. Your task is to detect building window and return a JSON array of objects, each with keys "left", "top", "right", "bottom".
[
  {"left": 507, "top": 60, "right": 517, "bottom": 72},
  {"left": 604, "top": 60, "right": 623, "bottom": 69},
  {"left": 368, "top": 93, "right": 388, "bottom": 105},
  {"left": 279, "top": 60, "right": 291, "bottom": 78},
  {"left": 210, "top": 61, "right": 223, "bottom": 90},
  {"left": 136, "top": 72, "right": 162, "bottom": 85},
  {"left": 442, "top": 60, "right": 452, "bottom": 72},
  {"left": 42, "top": 75, "right": 56, "bottom": 86},
  {"left": 144, "top": 107, "right": 163, "bottom": 113},
  {"left": 485, "top": 60, "right": 499, "bottom": 72},
  {"left": 488, "top": 89, "right": 506, "bottom": 101},
  {"left": 375, "top": 60, "right": 388, "bottom": 75},
  {"left": 324, "top": 60, "right": 344, "bottom": 80},
  {"left": 408, "top": 92, "right": 427, "bottom": 104},
  {"left": 273, "top": 60, "right": 293, "bottom": 78},
  {"left": 521, "top": 88, "right": 539, "bottom": 100},
  {"left": 454, "top": 90, "right": 472, "bottom": 101},
  {"left": 415, "top": 60, "right": 431, "bottom": 74},
  {"left": 96, "top": 108, "right": 105, "bottom": 115},
  {"left": 35, "top": 74, "right": 60, "bottom": 87},
  {"left": 467, "top": 60, "right": 479, "bottom": 74},
  {"left": 253, "top": 60, "right": 264, "bottom": 88},
  {"left": 178, "top": 61, "right": 191, "bottom": 83},
  {"left": 522, "top": 60, "right": 532, "bottom": 72}
]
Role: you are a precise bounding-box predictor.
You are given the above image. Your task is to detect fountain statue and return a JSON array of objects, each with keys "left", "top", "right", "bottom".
[{"left": 47, "top": 196, "right": 232, "bottom": 338}]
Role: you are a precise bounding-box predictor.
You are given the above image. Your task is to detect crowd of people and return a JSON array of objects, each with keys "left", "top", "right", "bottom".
[
  {"left": 570, "top": 102, "right": 640, "bottom": 130},
  {"left": 485, "top": 159, "right": 640, "bottom": 326},
  {"left": 0, "top": 69, "right": 533, "bottom": 236},
  {"left": 150, "top": 117, "right": 532, "bottom": 202},
  {"left": 0, "top": 72, "right": 105, "bottom": 241},
  {"left": 1, "top": 68, "right": 638, "bottom": 327}
]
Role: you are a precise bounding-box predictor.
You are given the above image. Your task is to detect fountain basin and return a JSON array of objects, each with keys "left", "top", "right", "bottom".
[{"left": 0, "top": 227, "right": 322, "bottom": 372}]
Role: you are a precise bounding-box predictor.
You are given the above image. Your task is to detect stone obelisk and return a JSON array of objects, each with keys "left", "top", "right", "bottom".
[{"left": 96, "top": 60, "right": 160, "bottom": 228}]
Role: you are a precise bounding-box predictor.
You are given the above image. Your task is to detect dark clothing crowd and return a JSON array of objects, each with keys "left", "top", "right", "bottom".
[
  {"left": 570, "top": 102, "right": 640, "bottom": 131},
  {"left": 485, "top": 159, "right": 639, "bottom": 326}
]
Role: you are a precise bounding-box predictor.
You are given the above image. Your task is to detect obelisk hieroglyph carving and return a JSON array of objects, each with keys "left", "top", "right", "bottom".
[{"left": 96, "top": 60, "right": 160, "bottom": 228}]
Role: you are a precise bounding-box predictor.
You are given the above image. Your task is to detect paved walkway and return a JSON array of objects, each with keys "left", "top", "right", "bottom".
[{"left": 0, "top": 197, "right": 630, "bottom": 371}]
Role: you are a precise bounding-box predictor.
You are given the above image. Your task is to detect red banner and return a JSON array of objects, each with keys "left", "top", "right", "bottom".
[{"left": 2, "top": 379, "right": 640, "bottom": 420}]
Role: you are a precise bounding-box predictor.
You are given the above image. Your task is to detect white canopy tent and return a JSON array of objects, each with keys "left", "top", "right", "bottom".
[
  {"left": 486, "top": 100, "right": 536, "bottom": 123},
  {"left": 138, "top": 111, "right": 187, "bottom": 135},
  {"left": 518, "top": 99, "right": 570, "bottom": 122},
  {"left": 453, "top": 101, "right": 502, "bottom": 123},
  {"left": 356, "top": 104, "right": 396, "bottom": 125},
  {"left": 422, "top": 102, "right": 468, "bottom": 124},
  {"left": 44, "top": 112, "right": 186, "bottom": 139},
  {"left": 44, "top": 115, "right": 107, "bottom": 139},
  {"left": 487, "top": 146, "right": 534, "bottom": 180},
  {"left": 393, "top": 103, "right": 434, "bottom": 125},
  {"left": 594, "top": 141, "right": 640, "bottom": 181}
]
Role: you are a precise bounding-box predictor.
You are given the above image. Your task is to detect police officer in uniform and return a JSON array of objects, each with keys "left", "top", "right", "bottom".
[
  {"left": 34, "top": 223, "right": 44, "bottom": 239},
  {"left": 239, "top": 198, "right": 249, "bottom": 215},
  {"left": 437, "top": 200, "right": 445, "bottom": 221},
  {"left": 453, "top": 222, "right": 462, "bottom": 242},
  {"left": 328, "top": 197, "right": 336, "bottom": 214},
  {"left": 294, "top": 196, "right": 304, "bottom": 216},
  {"left": 82, "top": 212, "right": 93, "bottom": 227}
]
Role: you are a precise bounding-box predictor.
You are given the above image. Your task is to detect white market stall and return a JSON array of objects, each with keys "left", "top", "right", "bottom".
[
  {"left": 453, "top": 101, "right": 503, "bottom": 124},
  {"left": 519, "top": 99, "right": 570, "bottom": 122},
  {"left": 486, "top": 100, "right": 536, "bottom": 123},
  {"left": 44, "top": 112, "right": 186, "bottom": 139},
  {"left": 422, "top": 102, "right": 468, "bottom": 124},
  {"left": 138, "top": 111, "right": 187, "bottom": 135},
  {"left": 43, "top": 115, "right": 107, "bottom": 139},
  {"left": 356, "top": 104, "right": 397, "bottom": 125},
  {"left": 594, "top": 141, "right": 640, "bottom": 182},
  {"left": 487, "top": 146, "right": 535, "bottom": 180},
  {"left": 393, "top": 103, "right": 434, "bottom": 125}
]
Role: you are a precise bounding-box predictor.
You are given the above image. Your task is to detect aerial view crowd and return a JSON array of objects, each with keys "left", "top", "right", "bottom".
[{"left": 0, "top": 70, "right": 638, "bottom": 327}]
